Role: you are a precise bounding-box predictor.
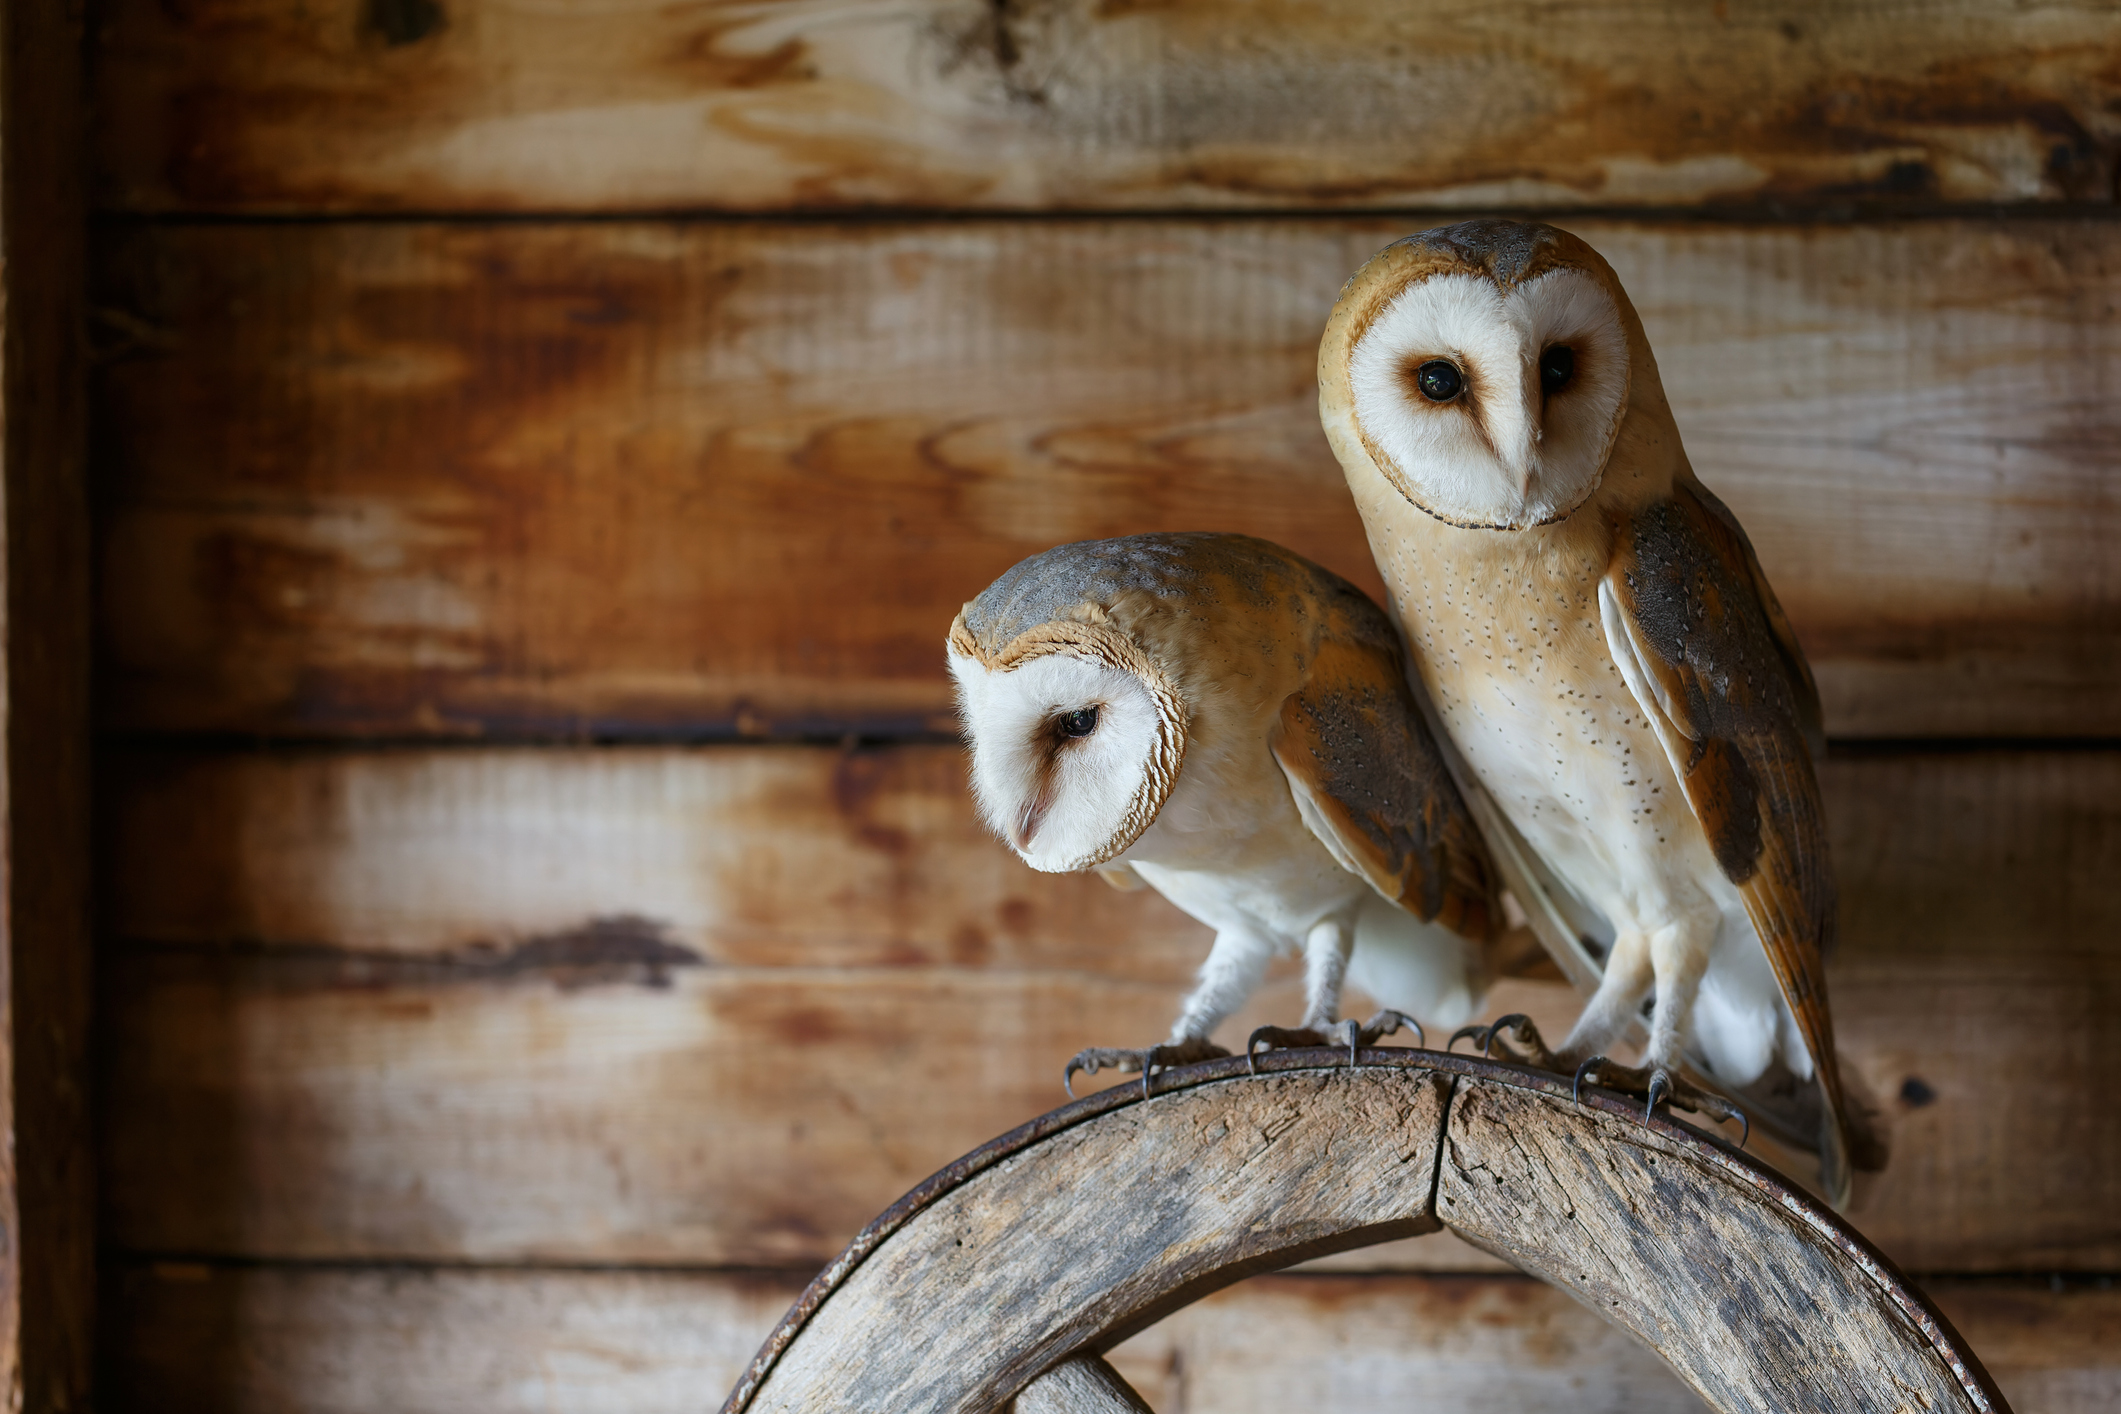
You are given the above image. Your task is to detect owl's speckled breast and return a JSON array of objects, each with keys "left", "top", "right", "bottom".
[{"left": 1347, "top": 464, "right": 1720, "bottom": 926}]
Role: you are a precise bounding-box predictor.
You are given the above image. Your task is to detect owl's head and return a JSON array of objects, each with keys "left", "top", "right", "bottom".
[
  {"left": 946, "top": 539, "right": 1199, "bottom": 873},
  {"left": 1319, "top": 220, "right": 1645, "bottom": 530}
]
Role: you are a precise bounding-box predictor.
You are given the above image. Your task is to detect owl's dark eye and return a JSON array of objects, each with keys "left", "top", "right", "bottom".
[
  {"left": 1539, "top": 344, "right": 1575, "bottom": 397},
  {"left": 1415, "top": 360, "right": 1464, "bottom": 402},
  {"left": 1057, "top": 706, "right": 1099, "bottom": 739}
]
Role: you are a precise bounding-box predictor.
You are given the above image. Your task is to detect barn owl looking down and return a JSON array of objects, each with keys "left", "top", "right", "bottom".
[
  {"left": 948, "top": 533, "right": 1498, "bottom": 1093},
  {"left": 1319, "top": 219, "right": 1878, "bottom": 1204}
]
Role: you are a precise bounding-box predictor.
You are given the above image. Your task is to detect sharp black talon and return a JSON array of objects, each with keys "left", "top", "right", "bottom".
[
  {"left": 1484, "top": 1013, "right": 1529, "bottom": 1060},
  {"left": 1063, "top": 1050, "right": 1109, "bottom": 1100},
  {"left": 1246, "top": 1025, "right": 1274, "bottom": 1076},
  {"left": 1644, "top": 1068, "right": 1671, "bottom": 1119},
  {"left": 1329, "top": 1018, "right": 1370, "bottom": 1068},
  {"left": 1141, "top": 1049, "right": 1157, "bottom": 1103},
  {"left": 1447, "top": 1023, "right": 1486, "bottom": 1054},
  {"left": 1733, "top": 1108, "right": 1750, "bottom": 1150},
  {"left": 1365, "top": 1009, "right": 1424, "bottom": 1052},
  {"left": 1573, "top": 1054, "right": 1608, "bottom": 1105}
]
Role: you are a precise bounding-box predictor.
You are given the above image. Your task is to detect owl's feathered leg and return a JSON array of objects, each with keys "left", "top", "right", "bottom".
[
  {"left": 1246, "top": 918, "right": 1423, "bottom": 1066},
  {"left": 1445, "top": 931, "right": 1656, "bottom": 1073},
  {"left": 1168, "top": 928, "right": 1275, "bottom": 1043},
  {"left": 1570, "top": 923, "right": 1747, "bottom": 1138},
  {"left": 1301, "top": 917, "right": 1354, "bottom": 1031},
  {"left": 1241, "top": 919, "right": 1350, "bottom": 1064},
  {"left": 1560, "top": 929, "right": 1657, "bottom": 1061},
  {"left": 1644, "top": 922, "right": 1710, "bottom": 1072},
  {"left": 1062, "top": 929, "right": 1267, "bottom": 1097}
]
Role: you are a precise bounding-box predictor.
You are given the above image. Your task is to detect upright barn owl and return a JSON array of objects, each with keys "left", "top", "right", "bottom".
[
  {"left": 949, "top": 533, "right": 1498, "bottom": 1093},
  {"left": 1318, "top": 219, "right": 1873, "bottom": 1202}
]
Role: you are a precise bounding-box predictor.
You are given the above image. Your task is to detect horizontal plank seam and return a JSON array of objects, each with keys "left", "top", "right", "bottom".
[
  {"left": 98, "top": 943, "right": 1206, "bottom": 991},
  {"left": 1824, "top": 737, "right": 2121, "bottom": 757},
  {"left": 106, "top": 1254, "right": 832, "bottom": 1277},
  {"left": 96, "top": 733, "right": 2121, "bottom": 757},
  {"left": 109, "top": 941, "right": 2098, "bottom": 983},
  {"left": 101, "top": 1253, "right": 2121, "bottom": 1286},
  {"left": 93, "top": 731, "right": 972, "bottom": 753},
  {"left": 82, "top": 202, "right": 2121, "bottom": 231}
]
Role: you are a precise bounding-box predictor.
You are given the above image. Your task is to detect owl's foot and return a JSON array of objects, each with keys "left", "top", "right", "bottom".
[
  {"left": 1064, "top": 1037, "right": 1230, "bottom": 1100},
  {"left": 1448, "top": 1013, "right": 1563, "bottom": 1072},
  {"left": 1246, "top": 1010, "right": 1424, "bottom": 1072},
  {"left": 1572, "top": 1056, "right": 1749, "bottom": 1147}
]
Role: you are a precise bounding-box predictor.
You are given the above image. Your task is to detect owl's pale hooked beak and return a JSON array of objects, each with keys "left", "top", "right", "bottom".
[
  {"left": 1011, "top": 790, "right": 1052, "bottom": 852},
  {"left": 1514, "top": 352, "right": 1547, "bottom": 500}
]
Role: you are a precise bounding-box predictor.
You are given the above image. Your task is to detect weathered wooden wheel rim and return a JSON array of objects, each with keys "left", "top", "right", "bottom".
[{"left": 723, "top": 1049, "right": 2007, "bottom": 1414}]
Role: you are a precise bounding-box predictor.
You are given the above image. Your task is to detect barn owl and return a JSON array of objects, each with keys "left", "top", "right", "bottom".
[
  {"left": 1317, "top": 219, "right": 1874, "bottom": 1202},
  {"left": 948, "top": 533, "right": 1498, "bottom": 1094}
]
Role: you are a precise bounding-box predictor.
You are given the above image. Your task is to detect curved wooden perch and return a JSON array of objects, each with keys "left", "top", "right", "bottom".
[{"left": 723, "top": 1050, "right": 2007, "bottom": 1414}]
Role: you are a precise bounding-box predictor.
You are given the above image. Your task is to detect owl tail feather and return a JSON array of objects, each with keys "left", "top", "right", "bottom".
[
  {"left": 1695, "top": 1048, "right": 1884, "bottom": 1211},
  {"left": 1817, "top": 1098, "right": 1854, "bottom": 1211},
  {"left": 1346, "top": 893, "right": 1487, "bottom": 1034},
  {"left": 1813, "top": 1052, "right": 1890, "bottom": 1210}
]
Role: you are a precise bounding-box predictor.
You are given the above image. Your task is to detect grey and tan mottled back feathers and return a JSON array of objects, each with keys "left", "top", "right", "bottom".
[
  {"left": 953, "top": 533, "right": 1496, "bottom": 942},
  {"left": 1272, "top": 633, "right": 1497, "bottom": 940}
]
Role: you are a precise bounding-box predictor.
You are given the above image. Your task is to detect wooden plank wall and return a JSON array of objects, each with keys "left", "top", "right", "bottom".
[
  {"left": 6, "top": 0, "right": 99, "bottom": 1409},
  {"left": 88, "top": 2, "right": 2121, "bottom": 1409}
]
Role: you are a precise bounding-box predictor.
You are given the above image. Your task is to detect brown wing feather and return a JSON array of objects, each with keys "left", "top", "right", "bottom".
[
  {"left": 1270, "top": 635, "right": 1496, "bottom": 941},
  {"left": 1685, "top": 476, "right": 1826, "bottom": 759},
  {"left": 1610, "top": 483, "right": 1869, "bottom": 1192}
]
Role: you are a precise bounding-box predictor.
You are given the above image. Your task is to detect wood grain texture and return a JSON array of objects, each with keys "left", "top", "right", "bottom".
[
  {"left": 105, "top": 1263, "right": 2121, "bottom": 1414},
  {"left": 93, "top": 218, "right": 2121, "bottom": 741},
  {"left": 1438, "top": 1078, "right": 1979, "bottom": 1414},
  {"left": 102, "top": 744, "right": 1188, "bottom": 977},
  {"left": 734, "top": 1060, "right": 1994, "bottom": 1414},
  {"left": 110, "top": 1263, "right": 810, "bottom": 1414},
  {"left": 1935, "top": 1280, "right": 2121, "bottom": 1414},
  {"left": 1114, "top": 1271, "right": 1712, "bottom": 1413},
  {"left": 1011, "top": 1352, "right": 1154, "bottom": 1413},
  {"left": 4, "top": 0, "right": 99, "bottom": 1406},
  {"left": 89, "top": 0, "right": 2121, "bottom": 214},
  {"left": 100, "top": 744, "right": 2121, "bottom": 1270},
  {"left": 749, "top": 1066, "right": 1452, "bottom": 1413},
  {"left": 1132, "top": 1276, "right": 2121, "bottom": 1414},
  {"left": 102, "top": 954, "right": 1206, "bottom": 1266},
  {"left": 107, "top": 744, "right": 2119, "bottom": 976}
]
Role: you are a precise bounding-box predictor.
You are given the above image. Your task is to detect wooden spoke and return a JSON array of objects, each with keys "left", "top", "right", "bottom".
[{"left": 725, "top": 1052, "right": 2010, "bottom": 1414}]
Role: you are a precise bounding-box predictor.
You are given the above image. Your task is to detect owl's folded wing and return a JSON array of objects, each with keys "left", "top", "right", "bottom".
[
  {"left": 1598, "top": 479, "right": 1856, "bottom": 1201},
  {"left": 1269, "top": 635, "right": 1496, "bottom": 941},
  {"left": 1687, "top": 478, "right": 1826, "bottom": 760}
]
